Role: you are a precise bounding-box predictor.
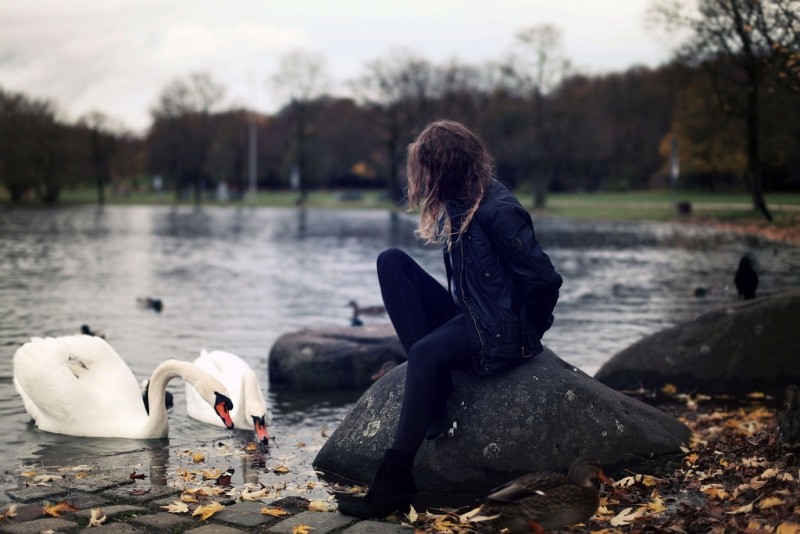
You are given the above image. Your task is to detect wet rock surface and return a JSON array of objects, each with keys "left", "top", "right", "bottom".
[
  {"left": 268, "top": 325, "right": 405, "bottom": 390},
  {"left": 313, "top": 347, "right": 690, "bottom": 505},
  {"left": 595, "top": 289, "right": 800, "bottom": 395}
]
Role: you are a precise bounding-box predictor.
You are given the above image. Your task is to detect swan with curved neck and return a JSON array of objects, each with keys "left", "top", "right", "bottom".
[
  {"left": 186, "top": 349, "right": 269, "bottom": 444},
  {"left": 13, "top": 335, "right": 234, "bottom": 439}
]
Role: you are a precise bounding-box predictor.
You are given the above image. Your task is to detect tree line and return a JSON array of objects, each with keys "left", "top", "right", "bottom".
[{"left": 1, "top": 1, "right": 798, "bottom": 219}]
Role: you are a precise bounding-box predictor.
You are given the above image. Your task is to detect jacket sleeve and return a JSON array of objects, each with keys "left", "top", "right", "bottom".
[{"left": 482, "top": 204, "right": 562, "bottom": 335}]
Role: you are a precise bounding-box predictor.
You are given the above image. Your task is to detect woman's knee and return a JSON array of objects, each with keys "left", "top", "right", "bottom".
[{"left": 377, "top": 248, "right": 408, "bottom": 273}]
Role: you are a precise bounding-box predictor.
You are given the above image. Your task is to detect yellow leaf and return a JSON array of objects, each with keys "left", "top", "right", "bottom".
[
  {"left": 727, "top": 502, "right": 754, "bottom": 515},
  {"left": 43, "top": 501, "right": 79, "bottom": 518},
  {"left": 661, "top": 383, "right": 677, "bottom": 395},
  {"left": 776, "top": 522, "right": 800, "bottom": 534},
  {"left": 177, "top": 468, "right": 196, "bottom": 482},
  {"left": 242, "top": 488, "right": 270, "bottom": 501},
  {"left": 645, "top": 492, "right": 667, "bottom": 514},
  {"left": 192, "top": 501, "right": 224, "bottom": 521},
  {"left": 201, "top": 468, "right": 222, "bottom": 480},
  {"left": 406, "top": 504, "right": 419, "bottom": 523},
  {"left": 613, "top": 475, "right": 636, "bottom": 488},
  {"left": 273, "top": 465, "right": 290, "bottom": 474},
  {"left": 432, "top": 514, "right": 459, "bottom": 532},
  {"left": 161, "top": 501, "right": 190, "bottom": 514},
  {"left": 700, "top": 484, "right": 729, "bottom": 500},
  {"left": 192, "top": 452, "right": 205, "bottom": 463},
  {"left": 88, "top": 508, "right": 106, "bottom": 527},
  {"left": 20, "top": 470, "right": 37, "bottom": 478},
  {"left": 760, "top": 468, "right": 780, "bottom": 479},
  {"left": 609, "top": 507, "right": 645, "bottom": 527},
  {"left": 180, "top": 493, "right": 199, "bottom": 503},
  {"left": 684, "top": 453, "right": 699, "bottom": 467},
  {"left": 185, "top": 486, "right": 225, "bottom": 497},
  {"left": 260, "top": 507, "right": 290, "bottom": 517},
  {"left": 308, "top": 500, "right": 332, "bottom": 512},
  {"left": 0, "top": 504, "right": 18, "bottom": 521},
  {"left": 244, "top": 442, "right": 258, "bottom": 452},
  {"left": 293, "top": 525, "right": 313, "bottom": 534},
  {"left": 759, "top": 497, "right": 785, "bottom": 509},
  {"left": 640, "top": 474, "right": 659, "bottom": 486}
]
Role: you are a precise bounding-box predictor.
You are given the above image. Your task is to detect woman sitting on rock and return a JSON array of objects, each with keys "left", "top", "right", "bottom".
[{"left": 338, "top": 119, "right": 563, "bottom": 518}]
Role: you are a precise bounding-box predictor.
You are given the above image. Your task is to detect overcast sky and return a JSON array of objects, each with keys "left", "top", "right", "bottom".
[{"left": 0, "top": 0, "right": 673, "bottom": 133}]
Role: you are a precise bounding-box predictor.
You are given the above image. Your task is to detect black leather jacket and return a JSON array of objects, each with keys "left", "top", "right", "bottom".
[{"left": 444, "top": 180, "right": 562, "bottom": 375}]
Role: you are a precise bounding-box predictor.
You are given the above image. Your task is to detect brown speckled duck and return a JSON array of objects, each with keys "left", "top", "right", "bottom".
[{"left": 471, "top": 457, "right": 610, "bottom": 534}]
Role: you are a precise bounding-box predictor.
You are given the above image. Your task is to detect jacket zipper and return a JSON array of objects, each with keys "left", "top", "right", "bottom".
[{"left": 459, "top": 238, "right": 486, "bottom": 369}]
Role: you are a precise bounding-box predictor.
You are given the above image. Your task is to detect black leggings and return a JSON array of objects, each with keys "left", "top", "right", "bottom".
[{"left": 376, "top": 248, "right": 473, "bottom": 455}]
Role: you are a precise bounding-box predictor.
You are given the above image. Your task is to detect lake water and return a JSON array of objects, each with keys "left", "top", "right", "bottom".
[{"left": 1, "top": 204, "right": 798, "bottom": 504}]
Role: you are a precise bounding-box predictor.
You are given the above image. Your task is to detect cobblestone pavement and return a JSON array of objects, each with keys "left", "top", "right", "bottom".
[{"left": 0, "top": 471, "right": 414, "bottom": 533}]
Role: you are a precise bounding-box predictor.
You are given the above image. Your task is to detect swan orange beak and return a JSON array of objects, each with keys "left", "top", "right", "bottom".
[
  {"left": 253, "top": 415, "right": 269, "bottom": 444},
  {"left": 214, "top": 392, "right": 235, "bottom": 429}
]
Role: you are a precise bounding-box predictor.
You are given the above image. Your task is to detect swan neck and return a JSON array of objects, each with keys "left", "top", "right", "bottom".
[{"left": 144, "top": 360, "right": 204, "bottom": 435}]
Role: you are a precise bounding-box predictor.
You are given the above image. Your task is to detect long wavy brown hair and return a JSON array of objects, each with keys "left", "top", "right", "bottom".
[{"left": 406, "top": 120, "right": 494, "bottom": 246}]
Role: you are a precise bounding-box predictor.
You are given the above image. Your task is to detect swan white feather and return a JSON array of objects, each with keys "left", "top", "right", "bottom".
[
  {"left": 13, "top": 335, "right": 235, "bottom": 439},
  {"left": 186, "top": 349, "right": 269, "bottom": 443}
]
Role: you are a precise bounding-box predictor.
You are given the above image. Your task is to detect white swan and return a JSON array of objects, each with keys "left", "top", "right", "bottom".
[
  {"left": 13, "top": 335, "right": 235, "bottom": 439},
  {"left": 186, "top": 349, "right": 269, "bottom": 444}
]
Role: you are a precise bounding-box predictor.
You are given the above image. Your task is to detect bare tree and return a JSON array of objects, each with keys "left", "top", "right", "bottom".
[
  {"left": 350, "top": 49, "right": 438, "bottom": 202},
  {"left": 149, "top": 72, "right": 226, "bottom": 204},
  {"left": 79, "top": 111, "right": 123, "bottom": 205},
  {"left": 508, "top": 24, "right": 570, "bottom": 207},
  {"left": 270, "top": 50, "right": 331, "bottom": 205},
  {"left": 648, "top": 0, "right": 800, "bottom": 221}
]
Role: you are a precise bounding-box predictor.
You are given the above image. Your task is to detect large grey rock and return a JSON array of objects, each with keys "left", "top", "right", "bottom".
[
  {"left": 313, "top": 348, "right": 689, "bottom": 504},
  {"left": 269, "top": 325, "right": 405, "bottom": 390},
  {"left": 595, "top": 289, "right": 800, "bottom": 395}
]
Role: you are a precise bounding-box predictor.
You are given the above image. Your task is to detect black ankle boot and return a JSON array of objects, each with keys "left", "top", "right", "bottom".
[{"left": 337, "top": 448, "right": 417, "bottom": 518}]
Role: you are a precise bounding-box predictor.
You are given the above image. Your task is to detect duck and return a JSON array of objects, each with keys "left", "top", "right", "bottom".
[
  {"left": 80, "top": 324, "right": 105, "bottom": 338},
  {"left": 470, "top": 457, "right": 610, "bottom": 533},
  {"left": 777, "top": 384, "right": 800, "bottom": 452},
  {"left": 137, "top": 297, "right": 164, "bottom": 313},
  {"left": 185, "top": 349, "right": 269, "bottom": 445},
  {"left": 13, "top": 335, "right": 234, "bottom": 439},
  {"left": 347, "top": 300, "right": 386, "bottom": 327},
  {"left": 734, "top": 254, "right": 758, "bottom": 300}
]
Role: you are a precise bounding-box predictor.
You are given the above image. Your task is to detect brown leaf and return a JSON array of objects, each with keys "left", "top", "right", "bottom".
[
  {"left": 43, "top": 501, "right": 79, "bottom": 518},
  {"left": 129, "top": 471, "right": 146, "bottom": 480},
  {"left": 261, "top": 507, "right": 290, "bottom": 517},
  {"left": 0, "top": 504, "right": 18, "bottom": 521},
  {"left": 191, "top": 501, "right": 224, "bottom": 521}
]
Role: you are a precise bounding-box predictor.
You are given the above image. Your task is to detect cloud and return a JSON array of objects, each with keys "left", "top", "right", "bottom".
[{"left": 0, "top": 0, "right": 669, "bottom": 132}]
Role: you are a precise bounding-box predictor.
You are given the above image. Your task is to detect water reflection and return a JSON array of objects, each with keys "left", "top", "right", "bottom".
[{"left": 0, "top": 205, "right": 798, "bottom": 501}]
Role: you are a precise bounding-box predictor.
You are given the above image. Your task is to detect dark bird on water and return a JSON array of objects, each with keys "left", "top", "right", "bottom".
[
  {"left": 347, "top": 300, "right": 386, "bottom": 327},
  {"left": 734, "top": 255, "right": 758, "bottom": 300},
  {"left": 80, "top": 324, "right": 105, "bottom": 338},
  {"left": 137, "top": 297, "right": 164, "bottom": 313},
  {"left": 470, "top": 457, "right": 610, "bottom": 534}
]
